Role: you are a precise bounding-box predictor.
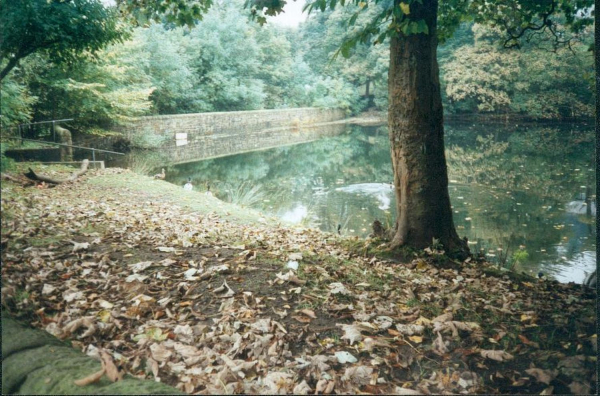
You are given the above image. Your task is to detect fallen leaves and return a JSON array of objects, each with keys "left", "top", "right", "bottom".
[
  {"left": 480, "top": 349, "right": 514, "bottom": 362},
  {"left": 1, "top": 167, "right": 597, "bottom": 395}
]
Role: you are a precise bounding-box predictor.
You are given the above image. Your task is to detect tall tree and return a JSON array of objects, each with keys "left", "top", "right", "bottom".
[
  {"left": 252, "top": 0, "right": 593, "bottom": 256},
  {"left": 0, "top": 0, "right": 125, "bottom": 81}
]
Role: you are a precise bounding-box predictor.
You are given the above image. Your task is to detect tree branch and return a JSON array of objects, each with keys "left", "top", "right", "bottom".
[{"left": 24, "top": 159, "right": 90, "bottom": 184}]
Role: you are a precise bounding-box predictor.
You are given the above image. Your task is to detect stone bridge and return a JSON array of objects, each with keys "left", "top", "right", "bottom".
[{"left": 120, "top": 108, "right": 348, "bottom": 165}]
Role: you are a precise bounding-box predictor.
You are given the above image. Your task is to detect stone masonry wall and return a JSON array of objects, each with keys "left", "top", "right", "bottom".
[{"left": 121, "top": 108, "right": 347, "bottom": 164}]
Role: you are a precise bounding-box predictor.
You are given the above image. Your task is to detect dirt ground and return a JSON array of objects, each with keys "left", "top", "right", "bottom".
[{"left": 1, "top": 165, "right": 596, "bottom": 394}]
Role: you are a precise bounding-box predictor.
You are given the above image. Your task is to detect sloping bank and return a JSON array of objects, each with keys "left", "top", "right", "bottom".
[{"left": 0, "top": 165, "right": 597, "bottom": 395}]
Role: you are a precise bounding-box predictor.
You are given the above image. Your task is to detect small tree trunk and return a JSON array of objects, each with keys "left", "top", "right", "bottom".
[{"left": 387, "top": 0, "right": 467, "bottom": 257}]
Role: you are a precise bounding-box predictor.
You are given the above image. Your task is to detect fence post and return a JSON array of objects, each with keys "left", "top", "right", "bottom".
[{"left": 92, "top": 149, "right": 96, "bottom": 169}]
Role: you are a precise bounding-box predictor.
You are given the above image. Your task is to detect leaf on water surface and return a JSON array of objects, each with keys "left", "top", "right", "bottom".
[
  {"left": 157, "top": 246, "right": 176, "bottom": 252},
  {"left": 335, "top": 351, "right": 358, "bottom": 364},
  {"left": 74, "top": 368, "right": 105, "bottom": 386},
  {"left": 480, "top": 349, "right": 514, "bottom": 362},
  {"left": 525, "top": 368, "right": 558, "bottom": 385}
]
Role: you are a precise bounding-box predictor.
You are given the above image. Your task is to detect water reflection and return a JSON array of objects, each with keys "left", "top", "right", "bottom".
[{"left": 163, "top": 123, "right": 595, "bottom": 284}]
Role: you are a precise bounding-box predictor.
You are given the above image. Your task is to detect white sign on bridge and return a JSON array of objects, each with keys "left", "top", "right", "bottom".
[{"left": 176, "top": 133, "right": 188, "bottom": 146}]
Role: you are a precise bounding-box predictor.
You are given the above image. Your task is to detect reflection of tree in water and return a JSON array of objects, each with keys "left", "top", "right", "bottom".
[{"left": 446, "top": 123, "right": 595, "bottom": 203}]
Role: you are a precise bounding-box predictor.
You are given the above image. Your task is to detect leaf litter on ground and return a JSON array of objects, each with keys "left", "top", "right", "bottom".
[{"left": 0, "top": 166, "right": 597, "bottom": 394}]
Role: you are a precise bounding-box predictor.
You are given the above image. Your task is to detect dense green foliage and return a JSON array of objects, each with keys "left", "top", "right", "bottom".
[
  {"left": 0, "top": 0, "right": 594, "bottom": 134},
  {"left": 0, "top": 0, "right": 126, "bottom": 81},
  {"left": 441, "top": 23, "right": 594, "bottom": 119}
]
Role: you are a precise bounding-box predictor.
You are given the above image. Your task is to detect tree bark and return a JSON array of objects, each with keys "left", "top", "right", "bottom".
[
  {"left": 387, "top": 0, "right": 468, "bottom": 257},
  {"left": 0, "top": 57, "right": 20, "bottom": 81},
  {"left": 24, "top": 159, "right": 90, "bottom": 184}
]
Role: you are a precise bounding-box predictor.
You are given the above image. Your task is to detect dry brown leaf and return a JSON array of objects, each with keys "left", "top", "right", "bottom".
[
  {"left": 568, "top": 381, "right": 590, "bottom": 394},
  {"left": 394, "top": 386, "right": 424, "bottom": 395},
  {"left": 395, "top": 323, "right": 425, "bottom": 336},
  {"left": 480, "top": 349, "right": 514, "bottom": 362},
  {"left": 293, "top": 380, "right": 312, "bottom": 394},
  {"left": 525, "top": 368, "right": 558, "bottom": 385},
  {"left": 299, "top": 309, "right": 317, "bottom": 318},
  {"left": 70, "top": 241, "right": 90, "bottom": 252},
  {"left": 74, "top": 368, "right": 105, "bottom": 386},
  {"left": 292, "top": 315, "right": 312, "bottom": 323},
  {"left": 341, "top": 365, "right": 373, "bottom": 385},
  {"left": 99, "top": 350, "right": 123, "bottom": 382},
  {"left": 432, "top": 331, "right": 448, "bottom": 355},
  {"left": 338, "top": 323, "right": 363, "bottom": 345}
]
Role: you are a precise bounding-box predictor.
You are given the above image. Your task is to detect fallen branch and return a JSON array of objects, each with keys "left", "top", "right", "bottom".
[{"left": 24, "top": 159, "right": 89, "bottom": 184}]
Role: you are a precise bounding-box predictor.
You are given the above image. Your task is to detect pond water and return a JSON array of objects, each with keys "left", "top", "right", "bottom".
[{"left": 164, "top": 121, "right": 596, "bottom": 284}]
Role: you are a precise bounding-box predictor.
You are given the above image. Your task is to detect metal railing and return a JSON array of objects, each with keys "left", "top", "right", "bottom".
[
  {"left": 2, "top": 119, "right": 75, "bottom": 143},
  {"left": 1, "top": 136, "right": 125, "bottom": 168}
]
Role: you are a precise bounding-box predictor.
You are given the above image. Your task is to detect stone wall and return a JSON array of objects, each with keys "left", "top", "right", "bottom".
[{"left": 121, "top": 108, "right": 347, "bottom": 164}]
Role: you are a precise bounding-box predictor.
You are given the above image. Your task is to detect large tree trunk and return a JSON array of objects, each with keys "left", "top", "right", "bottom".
[{"left": 387, "top": 0, "right": 468, "bottom": 257}]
